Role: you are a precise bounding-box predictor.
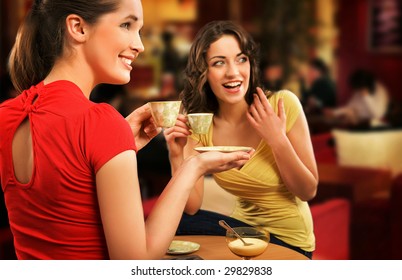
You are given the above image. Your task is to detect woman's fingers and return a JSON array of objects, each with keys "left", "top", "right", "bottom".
[
  {"left": 165, "top": 131, "right": 189, "bottom": 142},
  {"left": 172, "top": 124, "right": 191, "bottom": 135},
  {"left": 277, "top": 97, "right": 286, "bottom": 122},
  {"left": 213, "top": 152, "right": 251, "bottom": 172},
  {"left": 249, "top": 87, "right": 275, "bottom": 120},
  {"left": 256, "top": 87, "right": 273, "bottom": 110},
  {"left": 198, "top": 151, "right": 251, "bottom": 174},
  {"left": 163, "top": 116, "right": 191, "bottom": 152},
  {"left": 176, "top": 114, "right": 188, "bottom": 124},
  {"left": 252, "top": 93, "right": 265, "bottom": 117},
  {"left": 246, "top": 111, "right": 257, "bottom": 127},
  {"left": 164, "top": 126, "right": 190, "bottom": 141},
  {"left": 248, "top": 102, "right": 262, "bottom": 123},
  {"left": 143, "top": 121, "right": 162, "bottom": 137},
  {"left": 164, "top": 115, "right": 191, "bottom": 136}
]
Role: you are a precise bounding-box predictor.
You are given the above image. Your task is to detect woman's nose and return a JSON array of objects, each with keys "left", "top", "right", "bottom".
[
  {"left": 130, "top": 33, "right": 145, "bottom": 54},
  {"left": 226, "top": 62, "right": 240, "bottom": 77}
]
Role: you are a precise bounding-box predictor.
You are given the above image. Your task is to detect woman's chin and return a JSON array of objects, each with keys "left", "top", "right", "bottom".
[{"left": 107, "top": 76, "right": 130, "bottom": 85}]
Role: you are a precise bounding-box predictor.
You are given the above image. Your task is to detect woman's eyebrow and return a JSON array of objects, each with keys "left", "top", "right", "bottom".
[
  {"left": 209, "top": 52, "right": 243, "bottom": 61},
  {"left": 124, "top": 14, "right": 139, "bottom": 21},
  {"left": 209, "top": 55, "right": 225, "bottom": 61}
]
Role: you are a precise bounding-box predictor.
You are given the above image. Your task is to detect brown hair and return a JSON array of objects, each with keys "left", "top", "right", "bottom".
[
  {"left": 8, "top": 0, "right": 120, "bottom": 93},
  {"left": 180, "top": 20, "right": 261, "bottom": 114}
]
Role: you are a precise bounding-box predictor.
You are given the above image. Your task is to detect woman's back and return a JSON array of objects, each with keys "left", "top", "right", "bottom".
[{"left": 0, "top": 80, "right": 136, "bottom": 259}]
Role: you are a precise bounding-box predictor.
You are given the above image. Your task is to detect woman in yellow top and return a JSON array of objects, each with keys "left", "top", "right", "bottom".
[{"left": 164, "top": 21, "right": 318, "bottom": 259}]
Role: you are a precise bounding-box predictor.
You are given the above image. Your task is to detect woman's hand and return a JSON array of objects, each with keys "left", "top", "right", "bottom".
[
  {"left": 125, "top": 103, "right": 162, "bottom": 150},
  {"left": 164, "top": 114, "right": 191, "bottom": 159},
  {"left": 191, "top": 151, "right": 251, "bottom": 175},
  {"left": 247, "top": 87, "right": 287, "bottom": 147}
]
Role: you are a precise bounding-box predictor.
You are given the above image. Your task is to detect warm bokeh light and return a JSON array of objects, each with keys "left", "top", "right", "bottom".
[{"left": 1, "top": 0, "right": 402, "bottom": 261}]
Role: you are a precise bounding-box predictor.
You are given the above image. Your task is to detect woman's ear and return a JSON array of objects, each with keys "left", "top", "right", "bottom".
[{"left": 65, "top": 14, "right": 88, "bottom": 43}]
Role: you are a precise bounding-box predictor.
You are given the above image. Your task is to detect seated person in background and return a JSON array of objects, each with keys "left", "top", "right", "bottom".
[
  {"left": 302, "top": 58, "right": 337, "bottom": 115},
  {"left": 324, "top": 69, "right": 389, "bottom": 128}
]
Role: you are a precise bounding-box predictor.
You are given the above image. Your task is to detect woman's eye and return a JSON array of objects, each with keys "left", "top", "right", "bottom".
[
  {"left": 238, "top": 56, "right": 248, "bottom": 63},
  {"left": 212, "top": 61, "right": 224, "bottom": 66},
  {"left": 121, "top": 22, "right": 130, "bottom": 29}
]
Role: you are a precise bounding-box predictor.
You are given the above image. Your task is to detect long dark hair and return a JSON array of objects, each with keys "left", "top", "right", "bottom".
[
  {"left": 180, "top": 20, "right": 261, "bottom": 114},
  {"left": 8, "top": 0, "right": 120, "bottom": 93}
]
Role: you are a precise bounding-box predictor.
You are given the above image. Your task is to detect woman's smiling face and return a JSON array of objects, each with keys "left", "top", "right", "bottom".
[
  {"left": 206, "top": 35, "right": 251, "bottom": 106},
  {"left": 83, "top": 0, "right": 144, "bottom": 85}
]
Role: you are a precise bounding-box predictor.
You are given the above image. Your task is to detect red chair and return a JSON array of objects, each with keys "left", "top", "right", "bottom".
[
  {"left": 390, "top": 174, "right": 402, "bottom": 259},
  {"left": 311, "top": 133, "right": 337, "bottom": 164},
  {"left": 310, "top": 198, "right": 351, "bottom": 260},
  {"left": 352, "top": 173, "right": 402, "bottom": 259}
]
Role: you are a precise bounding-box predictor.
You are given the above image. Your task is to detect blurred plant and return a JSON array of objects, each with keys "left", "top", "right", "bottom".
[{"left": 257, "top": 0, "right": 317, "bottom": 79}]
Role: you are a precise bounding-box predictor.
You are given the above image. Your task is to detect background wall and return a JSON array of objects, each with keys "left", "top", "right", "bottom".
[{"left": 337, "top": 0, "right": 402, "bottom": 104}]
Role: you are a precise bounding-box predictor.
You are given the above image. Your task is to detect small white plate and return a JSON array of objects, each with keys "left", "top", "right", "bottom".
[
  {"left": 167, "top": 240, "right": 200, "bottom": 255},
  {"left": 194, "top": 146, "right": 253, "bottom": 153}
]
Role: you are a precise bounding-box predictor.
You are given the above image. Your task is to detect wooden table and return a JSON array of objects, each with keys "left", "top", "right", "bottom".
[{"left": 165, "top": 235, "right": 309, "bottom": 260}]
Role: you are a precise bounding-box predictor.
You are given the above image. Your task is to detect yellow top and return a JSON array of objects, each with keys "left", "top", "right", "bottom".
[{"left": 192, "top": 90, "right": 315, "bottom": 252}]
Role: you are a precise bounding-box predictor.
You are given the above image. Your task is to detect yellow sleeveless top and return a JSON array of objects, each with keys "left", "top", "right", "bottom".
[{"left": 192, "top": 90, "right": 315, "bottom": 252}]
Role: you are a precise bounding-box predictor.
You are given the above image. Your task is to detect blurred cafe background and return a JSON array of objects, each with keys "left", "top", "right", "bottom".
[{"left": 1, "top": 0, "right": 402, "bottom": 260}]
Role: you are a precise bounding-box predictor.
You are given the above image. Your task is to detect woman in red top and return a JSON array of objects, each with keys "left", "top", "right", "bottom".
[{"left": 0, "top": 0, "right": 251, "bottom": 259}]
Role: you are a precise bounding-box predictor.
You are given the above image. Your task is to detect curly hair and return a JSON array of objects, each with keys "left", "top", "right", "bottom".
[{"left": 180, "top": 20, "right": 262, "bottom": 114}]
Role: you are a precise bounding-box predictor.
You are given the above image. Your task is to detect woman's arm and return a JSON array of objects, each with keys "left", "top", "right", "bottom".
[
  {"left": 181, "top": 139, "right": 205, "bottom": 214},
  {"left": 96, "top": 149, "right": 250, "bottom": 260},
  {"left": 247, "top": 87, "right": 318, "bottom": 201},
  {"left": 169, "top": 142, "right": 206, "bottom": 216},
  {"left": 271, "top": 112, "right": 318, "bottom": 201},
  {"left": 163, "top": 115, "right": 206, "bottom": 215}
]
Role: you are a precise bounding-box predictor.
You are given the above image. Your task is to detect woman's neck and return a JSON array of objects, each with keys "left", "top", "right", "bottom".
[
  {"left": 216, "top": 100, "right": 249, "bottom": 125},
  {"left": 44, "top": 57, "right": 95, "bottom": 99}
]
